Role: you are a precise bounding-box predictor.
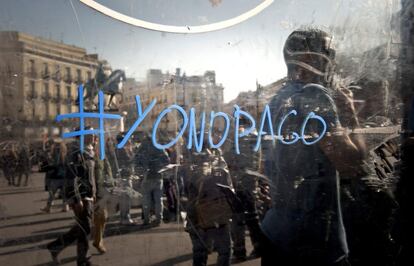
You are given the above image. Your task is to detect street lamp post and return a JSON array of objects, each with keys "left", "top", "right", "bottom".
[{"left": 120, "top": 111, "right": 128, "bottom": 132}]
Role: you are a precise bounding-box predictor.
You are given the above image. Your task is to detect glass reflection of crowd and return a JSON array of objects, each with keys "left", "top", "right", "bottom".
[
  {"left": 0, "top": 28, "right": 405, "bottom": 266},
  {"left": 0, "top": 141, "right": 32, "bottom": 187}
]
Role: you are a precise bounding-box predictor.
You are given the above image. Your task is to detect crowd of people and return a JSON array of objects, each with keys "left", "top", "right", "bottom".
[
  {"left": 34, "top": 128, "right": 263, "bottom": 266},
  {"left": 1, "top": 122, "right": 267, "bottom": 266},
  {"left": 0, "top": 141, "right": 32, "bottom": 187}
]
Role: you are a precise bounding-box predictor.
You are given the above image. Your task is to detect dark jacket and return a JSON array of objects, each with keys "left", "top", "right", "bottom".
[
  {"left": 65, "top": 143, "right": 96, "bottom": 202},
  {"left": 135, "top": 139, "right": 169, "bottom": 179},
  {"left": 45, "top": 143, "right": 66, "bottom": 180},
  {"left": 185, "top": 149, "right": 233, "bottom": 228},
  {"left": 115, "top": 147, "right": 134, "bottom": 177}
]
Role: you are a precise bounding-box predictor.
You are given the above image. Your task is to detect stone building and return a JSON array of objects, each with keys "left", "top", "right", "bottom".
[
  {"left": 120, "top": 77, "right": 147, "bottom": 132},
  {"left": 224, "top": 78, "right": 286, "bottom": 121},
  {"left": 122, "top": 78, "right": 146, "bottom": 107},
  {"left": 0, "top": 31, "right": 102, "bottom": 140},
  {"left": 136, "top": 68, "right": 225, "bottom": 138}
]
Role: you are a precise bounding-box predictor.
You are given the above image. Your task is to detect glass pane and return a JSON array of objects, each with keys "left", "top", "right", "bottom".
[{"left": 0, "top": 1, "right": 412, "bottom": 265}]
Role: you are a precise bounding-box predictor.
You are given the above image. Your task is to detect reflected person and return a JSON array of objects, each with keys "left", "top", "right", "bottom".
[{"left": 260, "top": 29, "right": 367, "bottom": 266}]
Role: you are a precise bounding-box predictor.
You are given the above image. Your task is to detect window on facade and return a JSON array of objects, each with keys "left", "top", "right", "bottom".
[
  {"left": 66, "top": 85, "right": 72, "bottom": 112},
  {"left": 55, "top": 64, "right": 61, "bottom": 80},
  {"left": 65, "top": 67, "right": 71, "bottom": 82},
  {"left": 44, "top": 82, "right": 49, "bottom": 118},
  {"left": 56, "top": 84, "right": 60, "bottom": 101},
  {"left": 44, "top": 83, "right": 49, "bottom": 98},
  {"left": 76, "top": 69, "right": 82, "bottom": 83},
  {"left": 28, "top": 59, "right": 35, "bottom": 75},
  {"left": 66, "top": 85, "right": 71, "bottom": 99},
  {"left": 56, "top": 101, "right": 60, "bottom": 115},
  {"left": 30, "top": 80, "right": 35, "bottom": 99},
  {"left": 32, "top": 103, "right": 36, "bottom": 120},
  {"left": 30, "top": 81, "right": 36, "bottom": 119},
  {"left": 43, "top": 63, "right": 48, "bottom": 77}
]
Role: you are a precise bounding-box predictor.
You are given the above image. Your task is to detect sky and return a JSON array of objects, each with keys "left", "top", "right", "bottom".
[{"left": 0, "top": 0, "right": 400, "bottom": 102}]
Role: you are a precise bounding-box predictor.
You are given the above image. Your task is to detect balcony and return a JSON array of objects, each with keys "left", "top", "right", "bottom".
[
  {"left": 27, "top": 70, "right": 37, "bottom": 79},
  {"left": 27, "top": 91, "right": 38, "bottom": 100},
  {"left": 50, "top": 96, "right": 59, "bottom": 103},
  {"left": 52, "top": 73, "right": 62, "bottom": 82},
  {"left": 64, "top": 75, "right": 73, "bottom": 84},
  {"left": 41, "top": 95, "right": 51, "bottom": 102},
  {"left": 41, "top": 71, "right": 50, "bottom": 80},
  {"left": 63, "top": 98, "right": 72, "bottom": 105}
]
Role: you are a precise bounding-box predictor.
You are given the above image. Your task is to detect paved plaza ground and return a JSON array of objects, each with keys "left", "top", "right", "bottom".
[{"left": 0, "top": 172, "right": 259, "bottom": 266}]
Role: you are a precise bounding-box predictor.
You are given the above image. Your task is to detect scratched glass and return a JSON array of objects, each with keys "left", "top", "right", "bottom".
[{"left": 0, "top": 1, "right": 410, "bottom": 266}]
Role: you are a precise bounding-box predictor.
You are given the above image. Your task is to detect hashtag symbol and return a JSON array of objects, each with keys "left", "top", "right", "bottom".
[{"left": 56, "top": 85, "right": 121, "bottom": 159}]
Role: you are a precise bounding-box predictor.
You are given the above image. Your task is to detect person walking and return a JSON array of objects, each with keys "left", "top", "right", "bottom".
[
  {"left": 16, "top": 142, "right": 31, "bottom": 186},
  {"left": 92, "top": 137, "right": 115, "bottom": 254},
  {"left": 136, "top": 135, "right": 169, "bottom": 226},
  {"left": 115, "top": 133, "right": 135, "bottom": 225},
  {"left": 41, "top": 139, "right": 69, "bottom": 213},
  {"left": 185, "top": 147, "right": 233, "bottom": 266},
  {"left": 224, "top": 131, "right": 262, "bottom": 262},
  {"left": 46, "top": 132, "right": 96, "bottom": 266},
  {"left": 1, "top": 143, "right": 18, "bottom": 186}
]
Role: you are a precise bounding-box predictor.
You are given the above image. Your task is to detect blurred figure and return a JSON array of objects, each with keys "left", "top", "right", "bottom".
[
  {"left": 16, "top": 143, "right": 31, "bottom": 186},
  {"left": 41, "top": 139, "right": 69, "bottom": 213},
  {"left": 333, "top": 67, "right": 398, "bottom": 266},
  {"left": 47, "top": 131, "right": 96, "bottom": 266},
  {"left": 260, "top": 29, "right": 367, "bottom": 266},
  {"left": 136, "top": 134, "right": 169, "bottom": 226},
  {"left": 184, "top": 147, "right": 233, "bottom": 266},
  {"left": 92, "top": 138, "right": 115, "bottom": 254},
  {"left": 105, "top": 136, "right": 118, "bottom": 180},
  {"left": 38, "top": 134, "right": 53, "bottom": 173},
  {"left": 163, "top": 147, "right": 184, "bottom": 222},
  {"left": 1, "top": 143, "right": 18, "bottom": 186},
  {"left": 115, "top": 132, "right": 135, "bottom": 225},
  {"left": 224, "top": 129, "right": 262, "bottom": 262}
]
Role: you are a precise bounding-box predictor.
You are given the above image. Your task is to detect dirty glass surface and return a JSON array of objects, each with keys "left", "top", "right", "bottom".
[{"left": 0, "top": 1, "right": 413, "bottom": 265}]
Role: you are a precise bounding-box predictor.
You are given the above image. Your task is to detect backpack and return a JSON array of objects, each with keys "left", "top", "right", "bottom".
[{"left": 195, "top": 167, "right": 233, "bottom": 229}]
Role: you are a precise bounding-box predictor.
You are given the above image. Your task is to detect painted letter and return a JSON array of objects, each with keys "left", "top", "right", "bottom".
[
  {"left": 254, "top": 104, "right": 274, "bottom": 151},
  {"left": 57, "top": 86, "right": 120, "bottom": 160},
  {"left": 187, "top": 108, "right": 206, "bottom": 152},
  {"left": 277, "top": 110, "right": 300, "bottom": 145},
  {"left": 117, "top": 95, "right": 156, "bottom": 149},
  {"left": 234, "top": 105, "right": 256, "bottom": 154},
  {"left": 208, "top": 111, "right": 230, "bottom": 149},
  {"left": 300, "top": 112, "right": 327, "bottom": 145},
  {"left": 152, "top": 105, "right": 188, "bottom": 149}
]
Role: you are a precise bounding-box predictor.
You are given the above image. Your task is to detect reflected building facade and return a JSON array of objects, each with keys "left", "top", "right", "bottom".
[
  {"left": 0, "top": 31, "right": 102, "bottom": 140},
  {"left": 224, "top": 78, "right": 286, "bottom": 121},
  {"left": 136, "top": 68, "right": 225, "bottom": 137}
]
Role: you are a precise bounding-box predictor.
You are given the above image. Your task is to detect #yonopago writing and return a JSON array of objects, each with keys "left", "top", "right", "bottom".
[{"left": 56, "top": 86, "right": 328, "bottom": 159}]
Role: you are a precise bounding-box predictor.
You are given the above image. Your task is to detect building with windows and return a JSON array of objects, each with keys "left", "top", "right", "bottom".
[
  {"left": 224, "top": 78, "right": 286, "bottom": 121},
  {"left": 120, "top": 77, "right": 147, "bottom": 132},
  {"left": 0, "top": 31, "right": 102, "bottom": 139},
  {"left": 137, "top": 68, "right": 225, "bottom": 137}
]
